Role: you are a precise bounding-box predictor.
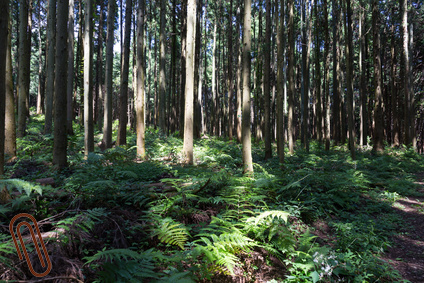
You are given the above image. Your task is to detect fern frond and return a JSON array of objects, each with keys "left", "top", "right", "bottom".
[
  {"left": 85, "top": 180, "right": 116, "bottom": 188},
  {"left": 0, "top": 179, "right": 43, "bottom": 196},
  {"left": 246, "top": 210, "right": 290, "bottom": 226},
  {"left": 84, "top": 248, "right": 142, "bottom": 265},
  {"left": 151, "top": 218, "right": 189, "bottom": 250}
]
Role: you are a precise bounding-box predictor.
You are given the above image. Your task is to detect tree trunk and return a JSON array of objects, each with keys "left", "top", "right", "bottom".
[
  {"left": 402, "top": 0, "right": 412, "bottom": 147},
  {"left": 288, "top": 0, "right": 295, "bottom": 155},
  {"left": 372, "top": 0, "right": 384, "bottom": 152},
  {"left": 277, "top": 0, "right": 285, "bottom": 164},
  {"left": 324, "top": 0, "right": 330, "bottom": 150},
  {"left": 227, "top": 0, "right": 234, "bottom": 140},
  {"left": 67, "top": 0, "right": 75, "bottom": 135},
  {"left": 236, "top": 5, "right": 242, "bottom": 142},
  {"left": 332, "top": 0, "right": 340, "bottom": 145},
  {"left": 242, "top": 0, "right": 253, "bottom": 174},
  {"left": 346, "top": 0, "right": 355, "bottom": 159},
  {"left": 391, "top": 7, "right": 399, "bottom": 147},
  {"left": 136, "top": 0, "right": 146, "bottom": 159},
  {"left": 84, "top": 0, "right": 94, "bottom": 155},
  {"left": 183, "top": 0, "right": 197, "bottom": 164},
  {"left": 158, "top": 0, "right": 166, "bottom": 132},
  {"left": 211, "top": 23, "right": 217, "bottom": 136},
  {"left": 103, "top": 0, "right": 115, "bottom": 149},
  {"left": 359, "top": 0, "right": 367, "bottom": 146},
  {"left": 17, "top": 0, "right": 31, "bottom": 138},
  {"left": 314, "top": 2, "right": 322, "bottom": 145},
  {"left": 37, "top": 0, "right": 44, "bottom": 115},
  {"left": 53, "top": 0, "right": 69, "bottom": 168},
  {"left": 0, "top": 1, "right": 9, "bottom": 175},
  {"left": 194, "top": 0, "right": 202, "bottom": 139},
  {"left": 264, "top": 0, "right": 272, "bottom": 159},
  {"left": 117, "top": 0, "right": 132, "bottom": 145},
  {"left": 179, "top": 0, "right": 187, "bottom": 137},
  {"left": 5, "top": 16, "right": 16, "bottom": 160},
  {"left": 94, "top": 0, "right": 104, "bottom": 128},
  {"left": 45, "top": 0, "right": 56, "bottom": 135}
]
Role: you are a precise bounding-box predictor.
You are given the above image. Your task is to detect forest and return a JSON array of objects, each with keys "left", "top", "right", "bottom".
[{"left": 1, "top": 0, "right": 424, "bottom": 282}]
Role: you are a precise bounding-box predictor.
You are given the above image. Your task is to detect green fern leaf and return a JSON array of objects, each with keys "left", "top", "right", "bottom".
[{"left": 152, "top": 218, "right": 189, "bottom": 250}]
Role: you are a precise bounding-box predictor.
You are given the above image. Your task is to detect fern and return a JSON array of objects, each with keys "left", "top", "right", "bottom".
[
  {"left": 246, "top": 210, "right": 290, "bottom": 226},
  {"left": 0, "top": 179, "right": 43, "bottom": 196},
  {"left": 151, "top": 218, "right": 190, "bottom": 250},
  {"left": 84, "top": 248, "right": 143, "bottom": 265}
]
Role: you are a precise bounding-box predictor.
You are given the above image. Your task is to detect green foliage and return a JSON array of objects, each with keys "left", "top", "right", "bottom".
[{"left": 151, "top": 217, "right": 190, "bottom": 250}]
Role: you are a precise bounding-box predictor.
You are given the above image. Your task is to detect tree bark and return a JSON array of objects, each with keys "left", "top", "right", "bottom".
[
  {"left": 37, "top": 0, "right": 45, "bottom": 115},
  {"left": 242, "top": 0, "right": 253, "bottom": 174},
  {"left": 183, "top": 0, "right": 197, "bottom": 164},
  {"left": 346, "top": 0, "right": 355, "bottom": 159},
  {"left": 84, "top": 0, "right": 94, "bottom": 155},
  {"left": 0, "top": 1, "right": 9, "bottom": 175},
  {"left": 314, "top": 2, "right": 322, "bottom": 145},
  {"left": 227, "top": 0, "right": 234, "bottom": 140},
  {"left": 324, "top": 0, "right": 330, "bottom": 150},
  {"left": 136, "top": 0, "right": 146, "bottom": 159},
  {"left": 332, "top": 0, "right": 340, "bottom": 145},
  {"left": 45, "top": 0, "right": 56, "bottom": 135},
  {"left": 5, "top": 16, "right": 16, "bottom": 159},
  {"left": 391, "top": 7, "right": 399, "bottom": 146},
  {"left": 359, "top": 0, "right": 367, "bottom": 146},
  {"left": 158, "top": 0, "right": 166, "bottom": 132},
  {"left": 236, "top": 5, "right": 242, "bottom": 142},
  {"left": 288, "top": 0, "right": 295, "bottom": 155},
  {"left": 372, "top": 0, "right": 384, "bottom": 152},
  {"left": 211, "top": 23, "right": 217, "bottom": 135},
  {"left": 103, "top": 0, "right": 115, "bottom": 149},
  {"left": 277, "top": 0, "right": 285, "bottom": 164},
  {"left": 264, "top": 0, "right": 272, "bottom": 159},
  {"left": 117, "top": 0, "right": 132, "bottom": 145},
  {"left": 17, "top": 0, "right": 31, "bottom": 138},
  {"left": 67, "top": 0, "right": 75, "bottom": 135},
  {"left": 53, "top": 0, "right": 69, "bottom": 168}
]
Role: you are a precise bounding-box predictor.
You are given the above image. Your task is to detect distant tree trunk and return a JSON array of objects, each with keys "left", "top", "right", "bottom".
[
  {"left": 391, "top": 7, "right": 399, "bottom": 146},
  {"left": 264, "top": 0, "right": 272, "bottom": 159},
  {"left": 45, "top": 0, "right": 56, "bottom": 135},
  {"left": 314, "top": 2, "right": 322, "bottom": 145},
  {"left": 183, "top": 0, "right": 197, "bottom": 164},
  {"left": 211, "top": 23, "right": 217, "bottom": 135},
  {"left": 179, "top": 0, "right": 187, "bottom": 137},
  {"left": 288, "top": 0, "right": 295, "bottom": 155},
  {"left": 103, "top": 0, "right": 115, "bottom": 149},
  {"left": 276, "top": 0, "right": 285, "bottom": 164},
  {"left": 84, "top": 0, "right": 94, "bottom": 155},
  {"left": 67, "top": 0, "right": 75, "bottom": 135},
  {"left": 53, "top": 0, "right": 69, "bottom": 168},
  {"left": 158, "top": 0, "right": 166, "bottom": 132},
  {"left": 332, "top": 0, "right": 340, "bottom": 145},
  {"left": 5, "top": 17, "right": 16, "bottom": 160},
  {"left": 0, "top": 2, "right": 9, "bottom": 175},
  {"left": 117, "top": 0, "right": 132, "bottom": 145},
  {"left": 136, "top": 0, "right": 146, "bottom": 159},
  {"left": 324, "top": 0, "right": 330, "bottom": 150},
  {"left": 194, "top": 0, "right": 202, "bottom": 139},
  {"left": 402, "top": 0, "right": 412, "bottom": 147},
  {"left": 359, "top": 0, "right": 367, "bottom": 146},
  {"left": 17, "top": 0, "right": 31, "bottom": 138},
  {"left": 94, "top": 0, "right": 104, "bottom": 128},
  {"left": 170, "top": 0, "right": 177, "bottom": 133},
  {"left": 227, "top": 0, "right": 234, "bottom": 140},
  {"left": 242, "top": 0, "right": 253, "bottom": 174},
  {"left": 346, "top": 0, "right": 355, "bottom": 159},
  {"left": 236, "top": 6, "right": 242, "bottom": 142},
  {"left": 76, "top": 0, "right": 83, "bottom": 124},
  {"left": 372, "top": 0, "right": 384, "bottom": 152},
  {"left": 37, "top": 0, "right": 45, "bottom": 115}
]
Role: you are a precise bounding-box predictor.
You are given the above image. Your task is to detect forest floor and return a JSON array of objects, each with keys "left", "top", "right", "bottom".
[
  {"left": 380, "top": 172, "right": 424, "bottom": 283},
  {"left": 2, "top": 116, "right": 424, "bottom": 282}
]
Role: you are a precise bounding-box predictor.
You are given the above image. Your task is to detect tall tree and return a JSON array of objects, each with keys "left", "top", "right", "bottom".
[
  {"left": 53, "top": 0, "right": 69, "bottom": 168},
  {"left": 67, "top": 0, "right": 75, "bottom": 135},
  {"left": 5, "top": 16, "right": 16, "bottom": 159},
  {"left": 84, "top": 0, "right": 94, "bottom": 155},
  {"left": 45, "top": 0, "right": 56, "bottom": 135},
  {"left": 117, "top": 0, "right": 132, "bottom": 145},
  {"left": 242, "top": 0, "right": 253, "bottom": 173},
  {"left": 36, "top": 0, "right": 45, "bottom": 115},
  {"left": 346, "top": 0, "right": 355, "bottom": 159},
  {"left": 314, "top": 2, "right": 322, "bottom": 144},
  {"left": 324, "top": 0, "right": 331, "bottom": 150},
  {"left": 17, "top": 0, "right": 31, "bottom": 138},
  {"left": 391, "top": 6, "right": 399, "bottom": 146},
  {"left": 264, "top": 0, "right": 272, "bottom": 159},
  {"left": 288, "top": 0, "right": 295, "bottom": 154},
  {"left": 402, "top": 0, "right": 413, "bottom": 147},
  {"left": 276, "top": 0, "right": 285, "bottom": 164},
  {"left": 359, "top": 0, "right": 367, "bottom": 146},
  {"left": 136, "top": 0, "right": 146, "bottom": 159},
  {"left": 158, "top": 0, "right": 166, "bottom": 132},
  {"left": 227, "top": 0, "right": 234, "bottom": 140},
  {"left": 0, "top": 0, "right": 9, "bottom": 175},
  {"left": 183, "top": 0, "right": 197, "bottom": 164},
  {"left": 236, "top": 6, "right": 242, "bottom": 142},
  {"left": 372, "top": 0, "right": 384, "bottom": 152},
  {"left": 103, "top": 0, "right": 115, "bottom": 149},
  {"left": 332, "top": 0, "right": 341, "bottom": 145}
]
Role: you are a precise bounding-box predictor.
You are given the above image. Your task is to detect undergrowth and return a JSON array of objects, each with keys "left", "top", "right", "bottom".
[{"left": 1, "top": 117, "right": 423, "bottom": 282}]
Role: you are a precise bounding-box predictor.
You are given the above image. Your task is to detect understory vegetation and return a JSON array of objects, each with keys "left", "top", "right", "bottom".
[{"left": 1, "top": 116, "right": 424, "bottom": 282}]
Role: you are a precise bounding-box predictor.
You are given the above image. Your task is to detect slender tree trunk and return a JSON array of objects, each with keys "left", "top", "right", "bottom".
[
  {"left": 45, "top": 0, "right": 56, "bottom": 135},
  {"left": 17, "top": 0, "right": 31, "bottom": 138},
  {"left": 288, "top": 0, "right": 295, "bottom": 154},
  {"left": 179, "top": 0, "right": 187, "bottom": 137},
  {"left": 236, "top": 6, "right": 242, "bottom": 142},
  {"left": 314, "top": 2, "right": 322, "bottom": 145},
  {"left": 53, "top": 0, "right": 69, "bottom": 168},
  {"left": 277, "top": 0, "right": 285, "bottom": 164},
  {"left": 372, "top": 0, "right": 384, "bottom": 152},
  {"left": 158, "top": 0, "right": 166, "bottom": 132},
  {"left": 0, "top": 1, "right": 9, "bottom": 175},
  {"left": 37, "top": 0, "right": 44, "bottom": 115},
  {"left": 391, "top": 7, "right": 399, "bottom": 147},
  {"left": 227, "top": 0, "right": 234, "bottom": 140},
  {"left": 170, "top": 0, "right": 177, "bottom": 133},
  {"left": 183, "top": 0, "right": 197, "bottom": 164},
  {"left": 67, "top": 0, "right": 75, "bottom": 135},
  {"left": 5, "top": 16, "right": 16, "bottom": 160},
  {"left": 211, "top": 23, "right": 217, "bottom": 135},
  {"left": 242, "top": 0, "right": 253, "bottom": 174},
  {"left": 324, "top": 0, "right": 330, "bottom": 150},
  {"left": 359, "top": 0, "right": 367, "bottom": 146},
  {"left": 94, "top": 0, "right": 104, "bottom": 128},
  {"left": 136, "top": 0, "right": 146, "bottom": 159},
  {"left": 84, "top": 0, "right": 94, "bottom": 155},
  {"left": 103, "top": 0, "right": 115, "bottom": 149},
  {"left": 264, "top": 0, "right": 272, "bottom": 159},
  {"left": 346, "top": 0, "right": 355, "bottom": 159},
  {"left": 402, "top": 0, "right": 412, "bottom": 147},
  {"left": 194, "top": 0, "right": 202, "bottom": 139},
  {"left": 332, "top": 0, "right": 340, "bottom": 145},
  {"left": 117, "top": 0, "right": 132, "bottom": 145}
]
